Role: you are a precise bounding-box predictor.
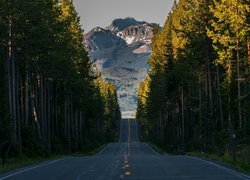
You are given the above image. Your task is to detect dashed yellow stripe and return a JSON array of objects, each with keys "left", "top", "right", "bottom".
[
  {"left": 121, "top": 120, "right": 132, "bottom": 177},
  {"left": 128, "top": 120, "right": 131, "bottom": 155},
  {"left": 125, "top": 171, "right": 131, "bottom": 176}
]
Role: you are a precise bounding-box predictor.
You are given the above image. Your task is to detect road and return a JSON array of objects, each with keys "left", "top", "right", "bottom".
[{"left": 0, "top": 119, "right": 249, "bottom": 180}]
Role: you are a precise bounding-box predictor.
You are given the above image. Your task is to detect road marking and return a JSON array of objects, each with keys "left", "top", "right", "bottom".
[
  {"left": 0, "top": 157, "right": 71, "bottom": 180},
  {"left": 187, "top": 156, "right": 250, "bottom": 180},
  {"left": 76, "top": 168, "right": 95, "bottom": 180},
  {"left": 119, "top": 119, "right": 123, "bottom": 142},
  {"left": 124, "top": 171, "right": 131, "bottom": 176},
  {"left": 95, "top": 143, "right": 111, "bottom": 156},
  {"left": 123, "top": 151, "right": 131, "bottom": 177},
  {"left": 120, "top": 174, "right": 124, "bottom": 178},
  {"left": 128, "top": 119, "right": 131, "bottom": 156},
  {"left": 134, "top": 119, "right": 139, "bottom": 142},
  {"left": 143, "top": 143, "right": 160, "bottom": 155}
]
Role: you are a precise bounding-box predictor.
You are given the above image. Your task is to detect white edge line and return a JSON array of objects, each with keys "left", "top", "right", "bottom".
[
  {"left": 76, "top": 169, "right": 93, "bottom": 180},
  {"left": 0, "top": 157, "right": 70, "bottom": 180},
  {"left": 187, "top": 156, "right": 250, "bottom": 180},
  {"left": 119, "top": 119, "right": 122, "bottom": 142},
  {"left": 134, "top": 119, "right": 139, "bottom": 142},
  {"left": 144, "top": 143, "right": 160, "bottom": 155},
  {"left": 95, "top": 144, "right": 111, "bottom": 156}
]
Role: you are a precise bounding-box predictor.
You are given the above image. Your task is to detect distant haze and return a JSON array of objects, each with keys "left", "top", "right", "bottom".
[{"left": 73, "top": 0, "right": 174, "bottom": 32}]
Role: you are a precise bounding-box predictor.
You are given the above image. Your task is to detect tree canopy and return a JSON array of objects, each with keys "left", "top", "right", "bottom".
[
  {"left": 137, "top": 0, "right": 250, "bottom": 161},
  {"left": 0, "top": 0, "right": 121, "bottom": 161}
]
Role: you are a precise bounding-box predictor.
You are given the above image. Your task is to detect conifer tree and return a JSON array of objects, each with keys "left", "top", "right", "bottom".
[{"left": 0, "top": 0, "right": 121, "bottom": 163}]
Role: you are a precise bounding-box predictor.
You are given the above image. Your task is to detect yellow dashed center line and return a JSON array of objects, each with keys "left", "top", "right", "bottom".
[
  {"left": 125, "top": 171, "right": 131, "bottom": 176},
  {"left": 121, "top": 120, "right": 133, "bottom": 177},
  {"left": 128, "top": 119, "right": 131, "bottom": 155}
]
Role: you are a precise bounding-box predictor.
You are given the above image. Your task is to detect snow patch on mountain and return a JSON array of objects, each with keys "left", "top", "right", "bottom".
[
  {"left": 85, "top": 17, "right": 157, "bottom": 114},
  {"left": 125, "top": 36, "right": 135, "bottom": 44}
]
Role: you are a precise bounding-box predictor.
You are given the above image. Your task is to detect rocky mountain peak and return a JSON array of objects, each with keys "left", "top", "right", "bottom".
[
  {"left": 92, "top": 26, "right": 104, "bottom": 32},
  {"left": 84, "top": 26, "right": 126, "bottom": 52},
  {"left": 116, "top": 23, "right": 154, "bottom": 45},
  {"left": 84, "top": 18, "right": 155, "bottom": 116},
  {"left": 107, "top": 17, "right": 146, "bottom": 32}
]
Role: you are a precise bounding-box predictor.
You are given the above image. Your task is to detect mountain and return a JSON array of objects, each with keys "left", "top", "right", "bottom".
[{"left": 85, "top": 17, "right": 155, "bottom": 117}]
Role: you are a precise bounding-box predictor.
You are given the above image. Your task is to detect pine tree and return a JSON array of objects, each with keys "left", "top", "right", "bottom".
[{"left": 0, "top": 0, "right": 121, "bottom": 163}]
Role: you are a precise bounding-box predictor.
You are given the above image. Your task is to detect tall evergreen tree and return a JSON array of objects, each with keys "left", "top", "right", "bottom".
[
  {"left": 137, "top": 0, "right": 249, "bottom": 162},
  {"left": 0, "top": 0, "right": 121, "bottom": 165}
]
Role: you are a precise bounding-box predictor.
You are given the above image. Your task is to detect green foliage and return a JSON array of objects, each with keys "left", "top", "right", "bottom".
[
  {"left": 0, "top": 49, "right": 10, "bottom": 146},
  {"left": 21, "top": 127, "right": 45, "bottom": 157},
  {"left": 137, "top": 0, "right": 250, "bottom": 161},
  {"left": 187, "top": 146, "right": 250, "bottom": 174},
  {"left": 97, "top": 77, "right": 121, "bottom": 141},
  {"left": 0, "top": 0, "right": 121, "bottom": 166}
]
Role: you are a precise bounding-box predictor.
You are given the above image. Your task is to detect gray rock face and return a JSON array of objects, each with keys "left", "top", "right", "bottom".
[
  {"left": 85, "top": 18, "right": 155, "bottom": 115},
  {"left": 107, "top": 17, "right": 146, "bottom": 32}
]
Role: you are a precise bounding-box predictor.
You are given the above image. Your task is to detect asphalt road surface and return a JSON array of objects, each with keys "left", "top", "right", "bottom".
[{"left": 0, "top": 119, "right": 249, "bottom": 180}]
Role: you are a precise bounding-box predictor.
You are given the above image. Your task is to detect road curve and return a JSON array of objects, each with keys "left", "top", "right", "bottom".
[{"left": 0, "top": 119, "right": 249, "bottom": 180}]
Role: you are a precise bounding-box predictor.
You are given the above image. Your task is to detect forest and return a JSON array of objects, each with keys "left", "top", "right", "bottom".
[
  {"left": 0, "top": 0, "right": 120, "bottom": 166},
  {"left": 137, "top": 0, "right": 249, "bottom": 164}
]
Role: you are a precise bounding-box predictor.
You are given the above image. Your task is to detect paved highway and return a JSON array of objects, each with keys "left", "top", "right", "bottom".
[{"left": 0, "top": 119, "right": 249, "bottom": 180}]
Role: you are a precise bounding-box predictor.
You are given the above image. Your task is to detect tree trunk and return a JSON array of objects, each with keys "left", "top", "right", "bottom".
[
  {"left": 16, "top": 67, "right": 22, "bottom": 153},
  {"left": 216, "top": 66, "right": 224, "bottom": 127},
  {"left": 236, "top": 39, "right": 242, "bottom": 128},
  {"left": 7, "top": 18, "right": 14, "bottom": 143},
  {"left": 11, "top": 38, "right": 17, "bottom": 144},
  {"left": 40, "top": 76, "right": 45, "bottom": 142},
  {"left": 181, "top": 83, "right": 185, "bottom": 152},
  {"left": 47, "top": 80, "right": 51, "bottom": 154},
  {"left": 25, "top": 71, "right": 29, "bottom": 127}
]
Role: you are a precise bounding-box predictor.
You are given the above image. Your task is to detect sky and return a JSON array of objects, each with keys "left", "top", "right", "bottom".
[{"left": 73, "top": 0, "right": 175, "bottom": 32}]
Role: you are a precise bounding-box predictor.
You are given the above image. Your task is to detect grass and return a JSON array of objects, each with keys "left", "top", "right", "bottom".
[
  {"left": 146, "top": 142, "right": 165, "bottom": 154},
  {"left": 0, "top": 143, "right": 109, "bottom": 174},
  {"left": 186, "top": 151, "right": 250, "bottom": 174},
  {"left": 146, "top": 142, "right": 250, "bottom": 175},
  {"left": 70, "top": 143, "right": 108, "bottom": 156},
  {"left": 0, "top": 155, "right": 64, "bottom": 173}
]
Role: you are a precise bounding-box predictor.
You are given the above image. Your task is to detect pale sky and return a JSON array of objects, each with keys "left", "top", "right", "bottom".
[{"left": 73, "top": 0, "right": 175, "bottom": 32}]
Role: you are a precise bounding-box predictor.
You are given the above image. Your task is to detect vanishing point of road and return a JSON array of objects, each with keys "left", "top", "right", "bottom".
[{"left": 0, "top": 119, "right": 249, "bottom": 180}]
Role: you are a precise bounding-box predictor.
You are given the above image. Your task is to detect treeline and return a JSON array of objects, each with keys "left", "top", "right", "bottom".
[
  {"left": 0, "top": 0, "right": 120, "bottom": 162},
  {"left": 137, "top": 0, "right": 249, "bottom": 158}
]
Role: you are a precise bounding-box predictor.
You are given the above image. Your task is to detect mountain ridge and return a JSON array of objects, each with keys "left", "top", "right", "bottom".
[{"left": 85, "top": 17, "right": 155, "bottom": 116}]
